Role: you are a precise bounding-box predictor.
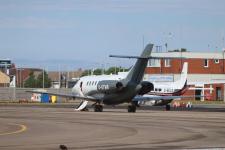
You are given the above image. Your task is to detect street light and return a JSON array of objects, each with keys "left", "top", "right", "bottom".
[{"left": 42, "top": 67, "right": 44, "bottom": 89}]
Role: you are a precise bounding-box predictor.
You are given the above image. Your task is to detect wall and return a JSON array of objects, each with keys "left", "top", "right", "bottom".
[{"left": 145, "top": 59, "right": 225, "bottom": 74}]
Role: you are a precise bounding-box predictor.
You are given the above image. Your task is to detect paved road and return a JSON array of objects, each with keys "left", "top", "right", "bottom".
[{"left": 0, "top": 106, "right": 225, "bottom": 150}]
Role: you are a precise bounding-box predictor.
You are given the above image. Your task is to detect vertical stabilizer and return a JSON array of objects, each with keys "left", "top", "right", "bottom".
[
  {"left": 125, "top": 44, "right": 154, "bottom": 83},
  {"left": 174, "top": 62, "right": 188, "bottom": 88}
]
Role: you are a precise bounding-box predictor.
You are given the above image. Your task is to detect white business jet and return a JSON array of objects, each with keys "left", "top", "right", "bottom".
[
  {"left": 134, "top": 62, "right": 188, "bottom": 110},
  {"left": 28, "top": 43, "right": 187, "bottom": 112}
]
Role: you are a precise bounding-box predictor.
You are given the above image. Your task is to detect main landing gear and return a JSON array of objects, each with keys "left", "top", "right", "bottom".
[
  {"left": 165, "top": 104, "right": 171, "bottom": 111},
  {"left": 94, "top": 104, "right": 103, "bottom": 112},
  {"left": 127, "top": 103, "right": 137, "bottom": 113}
]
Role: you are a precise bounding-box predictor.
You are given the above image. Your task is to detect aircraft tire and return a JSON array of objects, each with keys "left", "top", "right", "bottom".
[
  {"left": 99, "top": 105, "right": 103, "bottom": 112},
  {"left": 165, "top": 104, "right": 171, "bottom": 111},
  {"left": 128, "top": 105, "right": 136, "bottom": 113},
  {"left": 94, "top": 105, "right": 103, "bottom": 112}
]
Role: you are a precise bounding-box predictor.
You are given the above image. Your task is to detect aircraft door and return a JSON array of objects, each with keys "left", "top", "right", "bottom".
[
  {"left": 216, "top": 87, "right": 222, "bottom": 100},
  {"left": 80, "top": 82, "right": 83, "bottom": 92},
  {"left": 195, "top": 89, "right": 201, "bottom": 101}
]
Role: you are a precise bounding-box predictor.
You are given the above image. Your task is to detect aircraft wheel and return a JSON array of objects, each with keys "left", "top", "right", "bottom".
[
  {"left": 94, "top": 105, "right": 103, "bottom": 112},
  {"left": 99, "top": 105, "right": 103, "bottom": 112},
  {"left": 165, "top": 104, "right": 171, "bottom": 111},
  {"left": 128, "top": 105, "right": 136, "bottom": 113}
]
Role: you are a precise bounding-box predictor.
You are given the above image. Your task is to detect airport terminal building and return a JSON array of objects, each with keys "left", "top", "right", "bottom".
[{"left": 144, "top": 51, "right": 225, "bottom": 101}]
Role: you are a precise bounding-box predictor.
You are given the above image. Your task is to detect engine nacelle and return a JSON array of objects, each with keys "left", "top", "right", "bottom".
[
  {"left": 138, "top": 81, "right": 154, "bottom": 95},
  {"left": 97, "top": 80, "right": 123, "bottom": 93}
]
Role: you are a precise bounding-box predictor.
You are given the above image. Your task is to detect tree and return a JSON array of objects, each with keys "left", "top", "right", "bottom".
[
  {"left": 81, "top": 69, "right": 103, "bottom": 76},
  {"left": 105, "top": 67, "right": 129, "bottom": 75},
  {"left": 24, "top": 72, "right": 37, "bottom": 88},
  {"left": 181, "top": 48, "right": 187, "bottom": 52},
  {"left": 81, "top": 67, "right": 129, "bottom": 77},
  {"left": 93, "top": 69, "right": 102, "bottom": 75},
  {"left": 81, "top": 70, "right": 91, "bottom": 77},
  {"left": 24, "top": 71, "right": 51, "bottom": 88},
  {"left": 36, "top": 71, "right": 52, "bottom": 88}
]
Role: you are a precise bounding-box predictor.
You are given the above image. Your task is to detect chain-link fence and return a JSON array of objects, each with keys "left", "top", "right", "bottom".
[{"left": 0, "top": 87, "right": 71, "bottom": 101}]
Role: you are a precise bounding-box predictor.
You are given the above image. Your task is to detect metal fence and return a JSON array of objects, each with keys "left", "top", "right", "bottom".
[{"left": 0, "top": 87, "right": 71, "bottom": 101}]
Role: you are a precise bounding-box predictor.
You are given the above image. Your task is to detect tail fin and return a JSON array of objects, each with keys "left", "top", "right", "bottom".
[
  {"left": 174, "top": 62, "right": 188, "bottom": 88},
  {"left": 181, "top": 62, "right": 188, "bottom": 81},
  {"left": 125, "top": 44, "right": 154, "bottom": 83}
]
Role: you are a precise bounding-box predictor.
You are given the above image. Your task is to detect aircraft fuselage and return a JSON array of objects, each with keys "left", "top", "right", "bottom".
[{"left": 72, "top": 74, "right": 141, "bottom": 105}]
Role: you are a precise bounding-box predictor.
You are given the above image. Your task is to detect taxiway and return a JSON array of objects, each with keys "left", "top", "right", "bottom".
[{"left": 0, "top": 105, "right": 225, "bottom": 149}]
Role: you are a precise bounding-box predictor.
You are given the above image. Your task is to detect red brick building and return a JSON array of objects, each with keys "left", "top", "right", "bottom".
[
  {"left": 9, "top": 67, "right": 42, "bottom": 88},
  {"left": 144, "top": 51, "right": 225, "bottom": 101}
]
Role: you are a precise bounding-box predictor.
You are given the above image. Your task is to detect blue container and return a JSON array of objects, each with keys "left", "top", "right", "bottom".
[{"left": 41, "top": 93, "right": 49, "bottom": 103}]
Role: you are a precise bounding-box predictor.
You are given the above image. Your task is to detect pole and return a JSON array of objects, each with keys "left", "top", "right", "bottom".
[
  {"left": 20, "top": 69, "right": 21, "bottom": 88},
  {"left": 223, "top": 50, "right": 225, "bottom": 74},
  {"left": 58, "top": 65, "right": 61, "bottom": 88},
  {"left": 67, "top": 67, "right": 69, "bottom": 89},
  {"left": 42, "top": 67, "right": 44, "bottom": 89},
  {"left": 14, "top": 71, "right": 16, "bottom": 101}
]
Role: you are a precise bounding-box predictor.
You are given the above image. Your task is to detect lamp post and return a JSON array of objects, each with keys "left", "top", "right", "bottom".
[{"left": 42, "top": 67, "right": 44, "bottom": 89}]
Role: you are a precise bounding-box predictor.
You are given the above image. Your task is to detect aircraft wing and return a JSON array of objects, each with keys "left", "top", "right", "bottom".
[
  {"left": 132, "top": 95, "right": 194, "bottom": 102},
  {"left": 26, "top": 90, "right": 101, "bottom": 102}
]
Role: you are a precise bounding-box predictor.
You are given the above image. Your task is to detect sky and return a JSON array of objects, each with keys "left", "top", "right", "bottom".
[{"left": 1, "top": 0, "right": 225, "bottom": 70}]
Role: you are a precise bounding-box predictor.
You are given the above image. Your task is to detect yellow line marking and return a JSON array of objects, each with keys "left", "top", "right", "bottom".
[{"left": 0, "top": 124, "right": 27, "bottom": 136}]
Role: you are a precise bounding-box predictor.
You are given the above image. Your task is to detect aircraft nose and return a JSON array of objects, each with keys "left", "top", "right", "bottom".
[
  {"left": 72, "top": 83, "right": 80, "bottom": 95},
  {"left": 72, "top": 88, "right": 78, "bottom": 95}
]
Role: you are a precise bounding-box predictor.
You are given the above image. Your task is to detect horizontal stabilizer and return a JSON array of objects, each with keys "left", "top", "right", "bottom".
[
  {"left": 109, "top": 55, "right": 186, "bottom": 59},
  {"left": 109, "top": 55, "right": 149, "bottom": 59}
]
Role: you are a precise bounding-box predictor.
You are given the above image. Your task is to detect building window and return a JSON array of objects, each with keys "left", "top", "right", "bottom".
[
  {"left": 214, "top": 59, "right": 219, "bottom": 64},
  {"left": 164, "top": 59, "right": 171, "bottom": 67},
  {"left": 204, "top": 59, "right": 209, "bottom": 67},
  {"left": 148, "top": 59, "right": 161, "bottom": 67}
]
